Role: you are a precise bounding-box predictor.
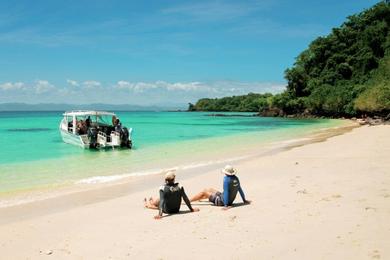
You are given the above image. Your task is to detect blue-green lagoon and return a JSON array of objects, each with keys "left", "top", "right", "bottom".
[{"left": 0, "top": 111, "right": 350, "bottom": 205}]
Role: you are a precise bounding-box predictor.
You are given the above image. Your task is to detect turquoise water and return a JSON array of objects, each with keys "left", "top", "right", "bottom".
[{"left": 0, "top": 111, "right": 345, "bottom": 195}]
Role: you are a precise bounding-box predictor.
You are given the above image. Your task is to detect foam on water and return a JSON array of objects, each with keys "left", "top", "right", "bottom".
[
  {"left": 76, "top": 169, "right": 168, "bottom": 184},
  {"left": 75, "top": 154, "right": 254, "bottom": 185},
  {"left": 275, "top": 137, "right": 311, "bottom": 145}
]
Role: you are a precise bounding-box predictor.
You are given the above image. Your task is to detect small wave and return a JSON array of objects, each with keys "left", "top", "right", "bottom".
[
  {"left": 76, "top": 175, "right": 132, "bottom": 184},
  {"left": 274, "top": 137, "right": 311, "bottom": 145},
  {"left": 75, "top": 155, "right": 252, "bottom": 185},
  {"left": 75, "top": 168, "right": 177, "bottom": 184},
  {"left": 7, "top": 128, "right": 51, "bottom": 132}
]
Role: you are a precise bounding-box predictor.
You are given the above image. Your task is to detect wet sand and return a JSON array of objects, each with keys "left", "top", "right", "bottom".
[{"left": 0, "top": 125, "right": 389, "bottom": 259}]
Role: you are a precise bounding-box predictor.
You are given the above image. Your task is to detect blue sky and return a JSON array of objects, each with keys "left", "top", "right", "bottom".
[{"left": 0, "top": 0, "right": 380, "bottom": 106}]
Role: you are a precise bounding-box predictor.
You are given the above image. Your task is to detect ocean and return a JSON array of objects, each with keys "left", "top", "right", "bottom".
[{"left": 0, "top": 111, "right": 346, "bottom": 201}]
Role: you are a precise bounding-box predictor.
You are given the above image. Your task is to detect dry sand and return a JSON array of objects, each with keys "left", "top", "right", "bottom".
[{"left": 0, "top": 125, "right": 389, "bottom": 260}]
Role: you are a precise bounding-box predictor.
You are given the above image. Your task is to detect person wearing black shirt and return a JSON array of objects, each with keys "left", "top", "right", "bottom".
[{"left": 144, "top": 171, "right": 199, "bottom": 219}]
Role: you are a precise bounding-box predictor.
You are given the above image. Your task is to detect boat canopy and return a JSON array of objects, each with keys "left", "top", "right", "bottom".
[{"left": 63, "top": 111, "right": 116, "bottom": 117}]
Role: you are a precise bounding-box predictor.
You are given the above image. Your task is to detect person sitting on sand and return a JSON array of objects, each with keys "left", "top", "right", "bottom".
[
  {"left": 190, "top": 165, "right": 251, "bottom": 209},
  {"left": 144, "top": 171, "right": 199, "bottom": 219}
]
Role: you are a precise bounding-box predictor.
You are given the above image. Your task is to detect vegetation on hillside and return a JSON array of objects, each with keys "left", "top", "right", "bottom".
[
  {"left": 189, "top": 1, "right": 390, "bottom": 117},
  {"left": 188, "top": 93, "right": 272, "bottom": 112}
]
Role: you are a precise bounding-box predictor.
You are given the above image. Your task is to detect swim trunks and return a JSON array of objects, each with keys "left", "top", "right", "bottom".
[{"left": 208, "top": 191, "right": 224, "bottom": 206}]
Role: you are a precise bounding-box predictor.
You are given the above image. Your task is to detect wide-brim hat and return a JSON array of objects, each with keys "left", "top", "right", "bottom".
[{"left": 221, "top": 165, "right": 236, "bottom": 176}]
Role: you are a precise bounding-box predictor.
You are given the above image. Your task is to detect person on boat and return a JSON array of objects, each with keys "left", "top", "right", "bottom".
[
  {"left": 144, "top": 171, "right": 199, "bottom": 219},
  {"left": 76, "top": 120, "right": 87, "bottom": 135},
  {"left": 85, "top": 116, "right": 91, "bottom": 128},
  {"left": 114, "top": 118, "right": 122, "bottom": 132},
  {"left": 190, "top": 165, "right": 251, "bottom": 210}
]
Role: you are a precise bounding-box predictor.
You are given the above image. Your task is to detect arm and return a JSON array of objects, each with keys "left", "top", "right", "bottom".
[
  {"left": 223, "top": 176, "right": 230, "bottom": 207},
  {"left": 238, "top": 179, "right": 250, "bottom": 204},
  {"left": 156, "top": 189, "right": 164, "bottom": 219},
  {"left": 181, "top": 187, "right": 195, "bottom": 212},
  {"left": 238, "top": 186, "right": 247, "bottom": 202}
]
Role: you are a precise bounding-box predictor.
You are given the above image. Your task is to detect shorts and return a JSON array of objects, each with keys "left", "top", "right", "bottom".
[{"left": 208, "top": 191, "right": 224, "bottom": 206}]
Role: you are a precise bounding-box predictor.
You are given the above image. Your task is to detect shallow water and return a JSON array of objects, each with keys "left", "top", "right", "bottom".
[{"left": 0, "top": 111, "right": 345, "bottom": 195}]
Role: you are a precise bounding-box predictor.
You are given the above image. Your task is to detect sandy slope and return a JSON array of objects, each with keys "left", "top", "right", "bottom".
[{"left": 0, "top": 125, "right": 389, "bottom": 260}]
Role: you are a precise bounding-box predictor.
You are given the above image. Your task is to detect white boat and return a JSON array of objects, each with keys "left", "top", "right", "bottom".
[{"left": 59, "top": 110, "right": 133, "bottom": 149}]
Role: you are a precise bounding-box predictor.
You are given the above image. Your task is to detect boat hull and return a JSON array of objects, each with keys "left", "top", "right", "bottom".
[{"left": 60, "top": 129, "right": 89, "bottom": 149}]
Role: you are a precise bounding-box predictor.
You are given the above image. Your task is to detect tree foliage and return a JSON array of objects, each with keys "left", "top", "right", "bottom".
[
  {"left": 189, "top": 93, "right": 273, "bottom": 112},
  {"left": 282, "top": 1, "right": 390, "bottom": 116},
  {"left": 354, "top": 54, "right": 390, "bottom": 113},
  {"left": 189, "top": 2, "right": 390, "bottom": 117}
]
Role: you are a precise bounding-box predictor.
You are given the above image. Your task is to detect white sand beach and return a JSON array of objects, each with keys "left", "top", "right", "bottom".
[{"left": 0, "top": 124, "right": 389, "bottom": 259}]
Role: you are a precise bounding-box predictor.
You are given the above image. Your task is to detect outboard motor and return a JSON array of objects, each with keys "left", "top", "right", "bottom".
[
  {"left": 120, "top": 127, "right": 132, "bottom": 149},
  {"left": 88, "top": 127, "right": 98, "bottom": 149}
]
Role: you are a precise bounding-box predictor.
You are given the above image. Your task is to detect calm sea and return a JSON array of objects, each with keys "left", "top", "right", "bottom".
[{"left": 0, "top": 111, "right": 345, "bottom": 197}]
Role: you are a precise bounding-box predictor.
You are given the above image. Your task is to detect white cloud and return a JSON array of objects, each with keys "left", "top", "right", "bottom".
[
  {"left": 34, "top": 80, "right": 55, "bottom": 93},
  {"left": 114, "top": 80, "right": 286, "bottom": 95},
  {"left": 66, "top": 79, "right": 79, "bottom": 86},
  {"left": 208, "top": 81, "right": 285, "bottom": 95},
  {"left": 83, "top": 80, "right": 101, "bottom": 89},
  {"left": 158, "top": 81, "right": 205, "bottom": 91},
  {"left": 116, "top": 80, "right": 132, "bottom": 89},
  {"left": 0, "top": 79, "right": 286, "bottom": 105},
  {"left": 0, "top": 82, "right": 25, "bottom": 91},
  {"left": 133, "top": 82, "right": 158, "bottom": 93},
  {"left": 114, "top": 81, "right": 158, "bottom": 93},
  {"left": 115, "top": 80, "right": 213, "bottom": 93}
]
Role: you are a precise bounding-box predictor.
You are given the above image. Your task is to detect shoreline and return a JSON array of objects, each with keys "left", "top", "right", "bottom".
[
  {"left": 0, "top": 124, "right": 389, "bottom": 259},
  {"left": 0, "top": 120, "right": 358, "bottom": 222}
]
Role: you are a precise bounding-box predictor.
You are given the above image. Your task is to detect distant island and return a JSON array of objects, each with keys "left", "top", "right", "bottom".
[{"left": 189, "top": 2, "right": 390, "bottom": 119}]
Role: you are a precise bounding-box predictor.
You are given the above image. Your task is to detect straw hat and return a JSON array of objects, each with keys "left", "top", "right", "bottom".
[
  {"left": 221, "top": 165, "right": 237, "bottom": 176},
  {"left": 165, "top": 171, "right": 176, "bottom": 181}
]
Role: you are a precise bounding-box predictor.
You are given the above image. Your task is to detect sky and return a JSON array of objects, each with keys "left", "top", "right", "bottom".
[{"left": 0, "top": 0, "right": 380, "bottom": 106}]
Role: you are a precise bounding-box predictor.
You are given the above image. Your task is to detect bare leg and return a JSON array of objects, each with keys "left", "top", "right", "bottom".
[
  {"left": 144, "top": 197, "right": 159, "bottom": 210},
  {"left": 190, "top": 188, "right": 219, "bottom": 202}
]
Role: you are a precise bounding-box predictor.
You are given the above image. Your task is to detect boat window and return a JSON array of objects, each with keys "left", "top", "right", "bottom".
[{"left": 97, "top": 115, "right": 112, "bottom": 126}]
